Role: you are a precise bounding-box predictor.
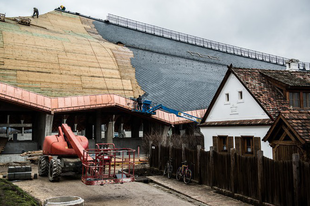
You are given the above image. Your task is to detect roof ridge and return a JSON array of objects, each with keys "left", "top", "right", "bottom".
[{"left": 106, "top": 13, "right": 309, "bottom": 69}]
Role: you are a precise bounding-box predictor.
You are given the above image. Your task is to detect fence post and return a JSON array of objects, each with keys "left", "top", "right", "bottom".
[
  {"left": 158, "top": 142, "right": 161, "bottom": 169},
  {"left": 293, "top": 153, "right": 300, "bottom": 206},
  {"left": 257, "top": 150, "right": 263, "bottom": 205},
  {"left": 182, "top": 143, "right": 186, "bottom": 162},
  {"left": 197, "top": 145, "right": 202, "bottom": 183},
  {"left": 169, "top": 142, "right": 173, "bottom": 160},
  {"left": 149, "top": 141, "right": 153, "bottom": 159},
  {"left": 230, "top": 148, "right": 236, "bottom": 196},
  {"left": 210, "top": 146, "right": 214, "bottom": 188}
]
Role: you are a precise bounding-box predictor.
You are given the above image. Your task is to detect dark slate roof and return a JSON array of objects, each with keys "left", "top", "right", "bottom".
[
  {"left": 232, "top": 68, "right": 291, "bottom": 119},
  {"left": 282, "top": 110, "right": 310, "bottom": 143},
  {"left": 260, "top": 70, "right": 310, "bottom": 87},
  {"left": 93, "top": 20, "right": 286, "bottom": 111}
]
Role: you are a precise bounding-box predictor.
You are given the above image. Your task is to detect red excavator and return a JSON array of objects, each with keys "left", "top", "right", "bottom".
[{"left": 38, "top": 124, "right": 135, "bottom": 185}]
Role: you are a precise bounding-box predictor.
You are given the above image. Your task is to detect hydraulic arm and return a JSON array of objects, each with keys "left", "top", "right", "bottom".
[{"left": 145, "top": 104, "right": 201, "bottom": 123}]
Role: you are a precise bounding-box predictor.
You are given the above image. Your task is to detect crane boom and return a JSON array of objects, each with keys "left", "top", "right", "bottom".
[{"left": 145, "top": 103, "right": 201, "bottom": 123}]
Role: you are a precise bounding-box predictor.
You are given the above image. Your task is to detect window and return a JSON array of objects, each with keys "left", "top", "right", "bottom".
[
  {"left": 289, "top": 92, "right": 300, "bottom": 107},
  {"left": 219, "top": 136, "right": 228, "bottom": 152},
  {"left": 225, "top": 93, "right": 229, "bottom": 102},
  {"left": 303, "top": 93, "right": 310, "bottom": 108},
  {"left": 213, "top": 136, "right": 233, "bottom": 153},
  {"left": 238, "top": 91, "right": 243, "bottom": 100},
  {"left": 242, "top": 136, "right": 253, "bottom": 155}
]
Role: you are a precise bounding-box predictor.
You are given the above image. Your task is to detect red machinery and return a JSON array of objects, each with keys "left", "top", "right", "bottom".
[{"left": 38, "top": 124, "right": 135, "bottom": 184}]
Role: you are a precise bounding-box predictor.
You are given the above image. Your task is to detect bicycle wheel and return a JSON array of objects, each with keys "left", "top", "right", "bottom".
[
  {"left": 176, "top": 167, "right": 182, "bottom": 181},
  {"left": 183, "top": 168, "right": 192, "bottom": 184},
  {"left": 167, "top": 165, "right": 173, "bottom": 179}
]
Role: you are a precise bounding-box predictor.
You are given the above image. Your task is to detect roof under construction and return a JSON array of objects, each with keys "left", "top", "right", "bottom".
[{"left": 0, "top": 10, "right": 298, "bottom": 112}]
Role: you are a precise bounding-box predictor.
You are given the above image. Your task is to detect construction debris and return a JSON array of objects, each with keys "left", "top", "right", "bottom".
[
  {"left": 14, "top": 17, "right": 31, "bottom": 26},
  {"left": 20, "top": 150, "right": 42, "bottom": 163},
  {"left": 0, "top": 13, "right": 5, "bottom": 22}
]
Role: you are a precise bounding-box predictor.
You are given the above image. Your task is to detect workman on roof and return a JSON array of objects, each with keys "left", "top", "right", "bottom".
[
  {"left": 58, "top": 5, "right": 66, "bottom": 11},
  {"left": 137, "top": 95, "right": 143, "bottom": 110},
  {"left": 32, "top": 7, "right": 39, "bottom": 18}
]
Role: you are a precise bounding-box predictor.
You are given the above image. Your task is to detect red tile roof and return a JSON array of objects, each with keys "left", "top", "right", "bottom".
[
  {"left": 232, "top": 68, "right": 291, "bottom": 119},
  {"left": 281, "top": 110, "right": 310, "bottom": 142},
  {"left": 260, "top": 70, "right": 310, "bottom": 87}
]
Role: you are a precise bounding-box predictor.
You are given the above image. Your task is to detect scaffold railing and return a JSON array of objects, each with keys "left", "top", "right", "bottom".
[{"left": 107, "top": 14, "right": 309, "bottom": 70}]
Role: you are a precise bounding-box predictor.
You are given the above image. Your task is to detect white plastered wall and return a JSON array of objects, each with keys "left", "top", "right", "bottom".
[
  {"left": 201, "top": 126, "right": 272, "bottom": 159},
  {"left": 207, "top": 74, "right": 269, "bottom": 121},
  {"left": 202, "top": 73, "right": 272, "bottom": 158}
]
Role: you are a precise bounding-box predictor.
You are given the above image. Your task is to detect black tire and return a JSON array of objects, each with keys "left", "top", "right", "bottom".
[
  {"left": 176, "top": 167, "right": 182, "bottom": 181},
  {"left": 167, "top": 165, "right": 173, "bottom": 179},
  {"left": 48, "top": 159, "right": 62, "bottom": 182},
  {"left": 183, "top": 168, "right": 192, "bottom": 184},
  {"left": 38, "top": 156, "right": 48, "bottom": 176}
]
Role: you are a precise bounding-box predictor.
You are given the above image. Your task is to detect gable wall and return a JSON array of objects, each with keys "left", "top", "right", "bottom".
[{"left": 207, "top": 74, "right": 270, "bottom": 122}]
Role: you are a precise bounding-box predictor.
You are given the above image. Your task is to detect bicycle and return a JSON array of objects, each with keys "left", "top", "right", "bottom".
[
  {"left": 176, "top": 161, "right": 192, "bottom": 184},
  {"left": 163, "top": 158, "right": 173, "bottom": 179}
]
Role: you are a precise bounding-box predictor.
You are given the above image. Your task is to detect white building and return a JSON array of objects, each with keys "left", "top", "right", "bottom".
[{"left": 199, "top": 66, "right": 309, "bottom": 159}]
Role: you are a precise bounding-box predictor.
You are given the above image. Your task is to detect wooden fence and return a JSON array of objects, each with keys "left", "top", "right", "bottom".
[{"left": 149, "top": 143, "right": 310, "bottom": 206}]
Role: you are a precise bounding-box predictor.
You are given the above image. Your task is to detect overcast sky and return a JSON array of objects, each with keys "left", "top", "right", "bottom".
[{"left": 1, "top": 0, "right": 309, "bottom": 62}]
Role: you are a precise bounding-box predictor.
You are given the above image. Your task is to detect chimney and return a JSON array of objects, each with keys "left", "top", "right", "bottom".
[{"left": 285, "top": 59, "right": 299, "bottom": 71}]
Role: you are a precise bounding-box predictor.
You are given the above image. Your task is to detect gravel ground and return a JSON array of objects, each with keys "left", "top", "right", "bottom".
[{"left": 1, "top": 163, "right": 203, "bottom": 206}]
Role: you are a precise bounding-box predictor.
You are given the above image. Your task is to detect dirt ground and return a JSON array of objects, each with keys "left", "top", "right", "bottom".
[{"left": 0, "top": 163, "right": 205, "bottom": 206}]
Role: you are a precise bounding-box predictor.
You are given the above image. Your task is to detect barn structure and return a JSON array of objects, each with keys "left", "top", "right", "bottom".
[{"left": 0, "top": 9, "right": 308, "bottom": 154}]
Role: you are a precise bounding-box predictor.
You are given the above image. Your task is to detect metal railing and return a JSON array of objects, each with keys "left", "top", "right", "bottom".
[{"left": 107, "top": 14, "right": 309, "bottom": 70}]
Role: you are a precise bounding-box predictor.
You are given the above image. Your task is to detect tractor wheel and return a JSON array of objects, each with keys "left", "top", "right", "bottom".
[
  {"left": 48, "top": 159, "right": 62, "bottom": 182},
  {"left": 38, "top": 156, "right": 49, "bottom": 176}
]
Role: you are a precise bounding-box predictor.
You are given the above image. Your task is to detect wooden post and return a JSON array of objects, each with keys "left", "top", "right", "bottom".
[
  {"left": 197, "top": 145, "right": 202, "bottom": 183},
  {"left": 230, "top": 148, "right": 236, "bottom": 196},
  {"left": 182, "top": 143, "right": 186, "bottom": 162},
  {"left": 158, "top": 142, "right": 161, "bottom": 169},
  {"left": 257, "top": 150, "right": 263, "bottom": 205},
  {"left": 293, "top": 153, "right": 300, "bottom": 206},
  {"left": 149, "top": 140, "right": 153, "bottom": 159},
  {"left": 210, "top": 146, "right": 214, "bottom": 188},
  {"left": 169, "top": 142, "right": 173, "bottom": 160}
]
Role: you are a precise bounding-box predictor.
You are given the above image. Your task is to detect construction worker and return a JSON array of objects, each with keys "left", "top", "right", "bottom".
[
  {"left": 32, "top": 7, "right": 39, "bottom": 18},
  {"left": 137, "top": 95, "right": 143, "bottom": 111},
  {"left": 58, "top": 5, "right": 66, "bottom": 11}
]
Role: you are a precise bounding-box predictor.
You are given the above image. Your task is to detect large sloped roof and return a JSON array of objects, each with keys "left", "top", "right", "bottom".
[
  {"left": 1, "top": 10, "right": 299, "bottom": 113},
  {"left": 93, "top": 15, "right": 287, "bottom": 111},
  {"left": 0, "top": 11, "right": 143, "bottom": 98}
]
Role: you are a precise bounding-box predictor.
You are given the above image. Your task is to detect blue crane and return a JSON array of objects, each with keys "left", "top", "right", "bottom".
[{"left": 134, "top": 100, "right": 201, "bottom": 123}]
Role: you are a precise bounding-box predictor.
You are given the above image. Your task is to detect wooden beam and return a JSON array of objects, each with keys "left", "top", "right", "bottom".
[
  {"left": 281, "top": 125, "right": 297, "bottom": 142},
  {"left": 0, "top": 124, "right": 32, "bottom": 127},
  {"left": 271, "top": 140, "right": 298, "bottom": 146}
]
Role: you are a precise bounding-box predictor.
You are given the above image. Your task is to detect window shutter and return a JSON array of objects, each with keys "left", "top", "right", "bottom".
[
  {"left": 253, "top": 137, "right": 261, "bottom": 157},
  {"left": 213, "top": 136, "right": 218, "bottom": 152},
  {"left": 227, "top": 136, "right": 233, "bottom": 151},
  {"left": 235, "top": 136, "right": 241, "bottom": 155}
]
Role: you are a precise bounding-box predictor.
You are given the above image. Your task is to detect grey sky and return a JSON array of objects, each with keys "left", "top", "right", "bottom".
[{"left": 1, "top": 0, "right": 309, "bottom": 62}]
